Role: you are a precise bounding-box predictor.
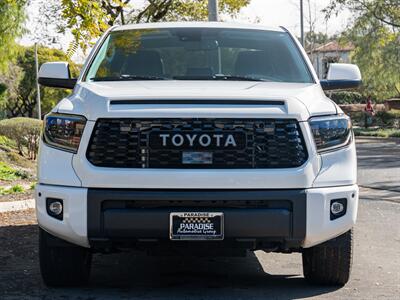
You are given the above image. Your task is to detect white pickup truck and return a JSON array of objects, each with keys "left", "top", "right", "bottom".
[{"left": 36, "top": 22, "right": 360, "bottom": 287}]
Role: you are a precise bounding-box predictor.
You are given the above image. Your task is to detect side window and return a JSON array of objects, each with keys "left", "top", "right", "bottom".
[{"left": 86, "top": 36, "right": 111, "bottom": 80}]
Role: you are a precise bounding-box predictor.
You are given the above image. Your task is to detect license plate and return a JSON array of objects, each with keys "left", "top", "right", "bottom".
[{"left": 170, "top": 212, "right": 224, "bottom": 240}]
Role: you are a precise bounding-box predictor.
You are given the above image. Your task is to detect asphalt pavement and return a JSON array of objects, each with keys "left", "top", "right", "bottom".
[
  {"left": 357, "top": 137, "right": 400, "bottom": 192},
  {"left": 0, "top": 137, "right": 399, "bottom": 299}
]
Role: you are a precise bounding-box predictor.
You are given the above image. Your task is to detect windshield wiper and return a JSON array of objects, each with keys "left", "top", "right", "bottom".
[
  {"left": 90, "top": 75, "right": 168, "bottom": 81},
  {"left": 214, "top": 74, "right": 271, "bottom": 82},
  {"left": 172, "top": 74, "right": 269, "bottom": 82}
]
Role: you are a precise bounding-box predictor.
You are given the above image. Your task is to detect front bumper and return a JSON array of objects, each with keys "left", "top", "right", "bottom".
[
  {"left": 36, "top": 184, "right": 358, "bottom": 249},
  {"left": 87, "top": 189, "right": 306, "bottom": 250}
]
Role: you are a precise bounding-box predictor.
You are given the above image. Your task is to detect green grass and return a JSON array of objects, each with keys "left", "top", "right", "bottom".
[
  {"left": 0, "top": 162, "right": 20, "bottom": 181},
  {"left": 354, "top": 128, "right": 400, "bottom": 138},
  {"left": 0, "top": 162, "right": 29, "bottom": 181},
  {"left": 29, "top": 182, "right": 36, "bottom": 190},
  {"left": 0, "top": 184, "right": 25, "bottom": 195}
]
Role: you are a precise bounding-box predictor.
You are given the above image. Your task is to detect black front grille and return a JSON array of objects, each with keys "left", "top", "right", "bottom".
[
  {"left": 86, "top": 118, "right": 308, "bottom": 169},
  {"left": 102, "top": 199, "right": 292, "bottom": 210}
]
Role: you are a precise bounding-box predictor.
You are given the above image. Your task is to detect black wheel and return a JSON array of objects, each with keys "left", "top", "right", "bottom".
[
  {"left": 39, "top": 228, "right": 92, "bottom": 287},
  {"left": 302, "top": 229, "right": 353, "bottom": 286}
]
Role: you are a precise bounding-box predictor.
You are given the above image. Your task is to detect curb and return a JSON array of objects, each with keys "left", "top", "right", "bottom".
[{"left": 0, "top": 199, "right": 35, "bottom": 213}]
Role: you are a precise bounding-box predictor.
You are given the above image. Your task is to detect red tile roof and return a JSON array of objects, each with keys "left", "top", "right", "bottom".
[{"left": 313, "top": 41, "right": 354, "bottom": 53}]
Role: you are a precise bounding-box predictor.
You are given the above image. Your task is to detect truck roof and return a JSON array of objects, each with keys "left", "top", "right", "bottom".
[{"left": 112, "top": 21, "right": 286, "bottom": 33}]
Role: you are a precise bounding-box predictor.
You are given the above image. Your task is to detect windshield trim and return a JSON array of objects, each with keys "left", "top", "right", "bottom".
[{"left": 280, "top": 26, "right": 316, "bottom": 84}]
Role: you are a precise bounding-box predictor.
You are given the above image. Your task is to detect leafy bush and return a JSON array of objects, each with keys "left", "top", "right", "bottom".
[
  {"left": 348, "top": 110, "right": 400, "bottom": 129},
  {"left": 374, "top": 110, "right": 400, "bottom": 129},
  {"left": 0, "top": 162, "right": 29, "bottom": 181},
  {"left": 6, "top": 152, "right": 24, "bottom": 164},
  {"left": 354, "top": 128, "right": 400, "bottom": 138},
  {"left": 390, "top": 131, "right": 400, "bottom": 138},
  {"left": 347, "top": 112, "right": 364, "bottom": 126},
  {"left": 0, "top": 162, "right": 19, "bottom": 181},
  {"left": 329, "top": 91, "right": 364, "bottom": 104},
  {"left": 0, "top": 184, "right": 25, "bottom": 195},
  {"left": 0, "top": 117, "right": 42, "bottom": 159},
  {"left": 0, "top": 135, "right": 16, "bottom": 150}
]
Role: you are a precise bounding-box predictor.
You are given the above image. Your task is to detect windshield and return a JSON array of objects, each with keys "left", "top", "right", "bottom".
[{"left": 85, "top": 27, "right": 313, "bottom": 83}]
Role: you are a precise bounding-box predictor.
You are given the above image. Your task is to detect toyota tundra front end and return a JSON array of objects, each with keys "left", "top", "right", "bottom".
[{"left": 36, "top": 22, "right": 361, "bottom": 287}]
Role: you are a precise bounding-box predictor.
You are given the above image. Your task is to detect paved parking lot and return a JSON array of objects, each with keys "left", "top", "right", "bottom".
[
  {"left": 0, "top": 138, "right": 399, "bottom": 299},
  {"left": 357, "top": 137, "right": 400, "bottom": 193}
]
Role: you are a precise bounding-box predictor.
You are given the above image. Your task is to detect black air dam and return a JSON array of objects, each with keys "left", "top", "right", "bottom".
[{"left": 87, "top": 189, "right": 307, "bottom": 247}]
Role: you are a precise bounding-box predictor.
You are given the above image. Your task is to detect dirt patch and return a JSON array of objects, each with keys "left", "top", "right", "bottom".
[
  {"left": 0, "top": 209, "right": 37, "bottom": 226},
  {"left": 0, "top": 191, "right": 34, "bottom": 202},
  {"left": 0, "top": 179, "right": 34, "bottom": 188},
  {"left": 0, "top": 210, "right": 41, "bottom": 299}
]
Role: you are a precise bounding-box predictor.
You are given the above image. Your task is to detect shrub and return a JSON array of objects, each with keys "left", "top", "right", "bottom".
[
  {"left": 347, "top": 112, "right": 364, "bottom": 126},
  {"left": 0, "top": 135, "right": 16, "bottom": 150},
  {"left": 0, "top": 162, "right": 19, "bottom": 181},
  {"left": 390, "top": 131, "right": 400, "bottom": 138},
  {"left": 329, "top": 91, "right": 363, "bottom": 105},
  {"left": 9, "top": 184, "right": 25, "bottom": 194},
  {"left": 0, "top": 117, "right": 42, "bottom": 160},
  {"left": 354, "top": 128, "right": 400, "bottom": 138},
  {"left": 6, "top": 152, "right": 27, "bottom": 165},
  {"left": 0, "top": 162, "right": 29, "bottom": 181},
  {"left": 348, "top": 110, "right": 400, "bottom": 128},
  {"left": 0, "top": 184, "right": 25, "bottom": 195},
  {"left": 374, "top": 110, "right": 400, "bottom": 129}
]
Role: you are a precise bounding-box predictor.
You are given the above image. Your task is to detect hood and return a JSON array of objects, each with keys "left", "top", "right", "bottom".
[{"left": 56, "top": 81, "right": 337, "bottom": 121}]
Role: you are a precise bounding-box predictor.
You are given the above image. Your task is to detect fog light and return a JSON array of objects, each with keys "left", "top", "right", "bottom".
[
  {"left": 46, "top": 198, "right": 63, "bottom": 220},
  {"left": 49, "top": 201, "right": 63, "bottom": 215},
  {"left": 330, "top": 198, "right": 347, "bottom": 220}
]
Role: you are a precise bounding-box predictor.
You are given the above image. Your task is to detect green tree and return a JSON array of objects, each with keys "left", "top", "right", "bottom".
[
  {"left": 346, "top": 19, "right": 399, "bottom": 100},
  {"left": 325, "top": 0, "right": 399, "bottom": 29},
  {"left": 305, "top": 31, "right": 330, "bottom": 54},
  {"left": 0, "top": 0, "right": 27, "bottom": 72},
  {"left": 1, "top": 46, "right": 79, "bottom": 118},
  {"left": 48, "top": 0, "right": 250, "bottom": 55},
  {"left": 325, "top": 0, "right": 400, "bottom": 100}
]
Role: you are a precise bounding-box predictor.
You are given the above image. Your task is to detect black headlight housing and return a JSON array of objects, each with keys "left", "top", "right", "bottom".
[
  {"left": 43, "top": 113, "right": 86, "bottom": 153},
  {"left": 309, "top": 115, "right": 352, "bottom": 153}
]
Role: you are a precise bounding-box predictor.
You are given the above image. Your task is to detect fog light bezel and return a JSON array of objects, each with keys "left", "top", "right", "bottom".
[
  {"left": 46, "top": 198, "right": 64, "bottom": 220},
  {"left": 330, "top": 198, "right": 347, "bottom": 220}
]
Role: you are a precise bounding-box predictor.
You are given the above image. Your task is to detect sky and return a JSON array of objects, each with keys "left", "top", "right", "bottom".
[
  {"left": 236, "top": 0, "right": 352, "bottom": 35},
  {"left": 20, "top": 0, "right": 353, "bottom": 62}
]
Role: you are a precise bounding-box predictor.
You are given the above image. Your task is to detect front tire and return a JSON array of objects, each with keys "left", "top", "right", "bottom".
[
  {"left": 302, "top": 229, "right": 353, "bottom": 286},
  {"left": 39, "top": 228, "right": 92, "bottom": 287}
]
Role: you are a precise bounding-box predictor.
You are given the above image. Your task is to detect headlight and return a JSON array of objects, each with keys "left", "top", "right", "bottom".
[
  {"left": 43, "top": 113, "right": 86, "bottom": 153},
  {"left": 309, "top": 115, "right": 352, "bottom": 153}
]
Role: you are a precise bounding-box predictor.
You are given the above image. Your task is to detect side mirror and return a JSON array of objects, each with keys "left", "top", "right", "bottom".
[
  {"left": 38, "top": 62, "right": 77, "bottom": 89},
  {"left": 320, "top": 63, "right": 362, "bottom": 91}
]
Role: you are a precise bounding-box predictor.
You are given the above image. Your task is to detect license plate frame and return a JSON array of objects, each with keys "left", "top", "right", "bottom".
[{"left": 169, "top": 212, "right": 224, "bottom": 241}]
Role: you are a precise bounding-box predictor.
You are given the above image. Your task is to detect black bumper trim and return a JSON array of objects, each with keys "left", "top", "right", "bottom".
[{"left": 87, "top": 189, "right": 306, "bottom": 249}]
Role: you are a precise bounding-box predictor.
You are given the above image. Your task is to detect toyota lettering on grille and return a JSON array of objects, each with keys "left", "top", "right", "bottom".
[{"left": 149, "top": 131, "right": 247, "bottom": 150}]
